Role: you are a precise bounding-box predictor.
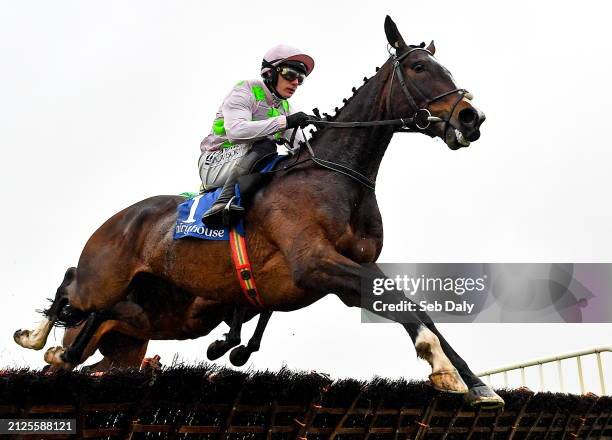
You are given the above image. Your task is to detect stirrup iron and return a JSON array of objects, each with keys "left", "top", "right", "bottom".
[{"left": 222, "top": 195, "right": 242, "bottom": 226}]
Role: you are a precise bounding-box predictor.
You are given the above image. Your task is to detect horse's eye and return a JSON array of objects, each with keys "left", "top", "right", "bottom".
[{"left": 412, "top": 64, "right": 425, "bottom": 73}]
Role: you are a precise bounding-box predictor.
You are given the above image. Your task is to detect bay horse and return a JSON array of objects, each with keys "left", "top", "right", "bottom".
[{"left": 14, "top": 16, "right": 503, "bottom": 408}]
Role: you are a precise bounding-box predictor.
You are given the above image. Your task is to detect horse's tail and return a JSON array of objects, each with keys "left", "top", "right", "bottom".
[
  {"left": 40, "top": 267, "right": 88, "bottom": 328},
  {"left": 43, "top": 302, "right": 89, "bottom": 328}
]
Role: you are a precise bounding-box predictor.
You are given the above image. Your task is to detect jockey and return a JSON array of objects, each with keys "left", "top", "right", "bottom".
[{"left": 199, "top": 44, "right": 315, "bottom": 227}]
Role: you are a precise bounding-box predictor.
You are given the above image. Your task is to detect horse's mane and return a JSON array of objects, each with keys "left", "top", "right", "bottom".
[
  {"left": 305, "top": 71, "right": 376, "bottom": 146},
  {"left": 306, "top": 42, "right": 427, "bottom": 146}
]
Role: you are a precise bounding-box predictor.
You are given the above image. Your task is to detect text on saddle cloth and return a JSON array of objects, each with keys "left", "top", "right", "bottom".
[{"left": 174, "top": 187, "right": 244, "bottom": 241}]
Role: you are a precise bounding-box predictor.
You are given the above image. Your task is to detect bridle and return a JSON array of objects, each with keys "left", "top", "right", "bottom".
[
  {"left": 285, "top": 46, "right": 472, "bottom": 190},
  {"left": 387, "top": 47, "right": 469, "bottom": 133},
  {"left": 307, "top": 46, "right": 470, "bottom": 133}
]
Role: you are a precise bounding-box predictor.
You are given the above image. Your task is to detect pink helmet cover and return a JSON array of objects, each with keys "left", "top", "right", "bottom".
[{"left": 261, "top": 44, "right": 315, "bottom": 76}]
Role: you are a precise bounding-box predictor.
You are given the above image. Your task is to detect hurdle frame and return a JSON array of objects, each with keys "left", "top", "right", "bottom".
[{"left": 477, "top": 346, "right": 611, "bottom": 395}]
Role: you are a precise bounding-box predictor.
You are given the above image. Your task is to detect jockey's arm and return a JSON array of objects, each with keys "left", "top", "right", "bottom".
[{"left": 223, "top": 87, "right": 287, "bottom": 143}]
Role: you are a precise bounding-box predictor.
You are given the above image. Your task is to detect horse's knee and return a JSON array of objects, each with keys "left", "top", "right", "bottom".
[
  {"left": 292, "top": 260, "right": 321, "bottom": 291},
  {"left": 290, "top": 244, "right": 331, "bottom": 291}
]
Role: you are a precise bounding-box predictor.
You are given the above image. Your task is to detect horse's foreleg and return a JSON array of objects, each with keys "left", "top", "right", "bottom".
[
  {"left": 229, "top": 311, "right": 272, "bottom": 366},
  {"left": 416, "top": 319, "right": 504, "bottom": 408},
  {"left": 291, "top": 247, "right": 474, "bottom": 395},
  {"left": 207, "top": 306, "right": 246, "bottom": 361},
  {"left": 364, "top": 264, "right": 503, "bottom": 407},
  {"left": 14, "top": 267, "right": 77, "bottom": 350},
  {"left": 331, "top": 260, "right": 503, "bottom": 407}
]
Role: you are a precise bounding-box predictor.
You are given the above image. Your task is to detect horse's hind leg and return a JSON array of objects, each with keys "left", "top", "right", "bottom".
[
  {"left": 59, "top": 321, "right": 150, "bottom": 373},
  {"left": 14, "top": 267, "right": 84, "bottom": 350},
  {"left": 44, "top": 311, "right": 110, "bottom": 368},
  {"left": 45, "top": 302, "right": 151, "bottom": 369},
  {"left": 229, "top": 311, "right": 272, "bottom": 367},
  {"left": 207, "top": 307, "right": 246, "bottom": 360}
]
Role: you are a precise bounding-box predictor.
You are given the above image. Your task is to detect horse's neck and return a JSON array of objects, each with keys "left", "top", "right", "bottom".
[{"left": 310, "top": 62, "right": 395, "bottom": 183}]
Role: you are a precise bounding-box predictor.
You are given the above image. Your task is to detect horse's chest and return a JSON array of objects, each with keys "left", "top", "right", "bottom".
[
  {"left": 336, "top": 231, "right": 381, "bottom": 263},
  {"left": 334, "top": 200, "right": 383, "bottom": 263}
]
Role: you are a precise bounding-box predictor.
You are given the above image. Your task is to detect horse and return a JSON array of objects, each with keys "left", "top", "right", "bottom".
[{"left": 13, "top": 16, "right": 503, "bottom": 408}]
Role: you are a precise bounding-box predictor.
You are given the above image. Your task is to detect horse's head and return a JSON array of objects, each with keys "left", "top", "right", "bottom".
[{"left": 384, "top": 16, "right": 485, "bottom": 150}]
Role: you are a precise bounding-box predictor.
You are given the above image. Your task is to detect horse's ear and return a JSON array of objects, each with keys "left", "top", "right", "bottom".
[
  {"left": 426, "top": 40, "right": 436, "bottom": 55},
  {"left": 384, "top": 15, "right": 406, "bottom": 49}
]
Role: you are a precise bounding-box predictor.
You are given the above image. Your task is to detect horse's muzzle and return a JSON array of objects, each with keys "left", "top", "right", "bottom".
[{"left": 458, "top": 108, "right": 485, "bottom": 142}]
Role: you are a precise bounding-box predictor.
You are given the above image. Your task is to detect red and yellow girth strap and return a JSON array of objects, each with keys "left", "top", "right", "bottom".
[{"left": 229, "top": 227, "right": 265, "bottom": 308}]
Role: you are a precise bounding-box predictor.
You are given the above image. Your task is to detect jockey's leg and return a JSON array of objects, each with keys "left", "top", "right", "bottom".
[{"left": 202, "top": 139, "right": 277, "bottom": 227}]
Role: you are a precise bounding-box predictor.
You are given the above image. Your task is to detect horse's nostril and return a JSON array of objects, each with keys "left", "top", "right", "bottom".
[{"left": 459, "top": 108, "right": 478, "bottom": 126}]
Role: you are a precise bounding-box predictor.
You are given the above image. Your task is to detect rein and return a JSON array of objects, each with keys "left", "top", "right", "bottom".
[
  {"left": 270, "top": 132, "right": 377, "bottom": 191},
  {"left": 307, "top": 108, "right": 441, "bottom": 132}
]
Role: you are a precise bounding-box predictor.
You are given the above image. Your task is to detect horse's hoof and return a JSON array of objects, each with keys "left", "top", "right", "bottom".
[
  {"left": 140, "top": 355, "right": 162, "bottom": 374},
  {"left": 464, "top": 385, "right": 505, "bottom": 409},
  {"left": 207, "top": 340, "right": 229, "bottom": 361},
  {"left": 43, "top": 346, "right": 71, "bottom": 369},
  {"left": 229, "top": 345, "right": 251, "bottom": 367},
  {"left": 428, "top": 369, "right": 469, "bottom": 394},
  {"left": 13, "top": 329, "right": 28, "bottom": 345},
  {"left": 13, "top": 329, "right": 43, "bottom": 350}
]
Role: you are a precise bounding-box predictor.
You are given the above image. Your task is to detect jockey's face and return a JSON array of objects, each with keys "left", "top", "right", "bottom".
[{"left": 275, "top": 72, "right": 300, "bottom": 99}]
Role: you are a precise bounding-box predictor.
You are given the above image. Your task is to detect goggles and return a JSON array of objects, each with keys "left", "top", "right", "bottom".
[{"left": 278, "top": 66, "right": 306, "bottom": 85}]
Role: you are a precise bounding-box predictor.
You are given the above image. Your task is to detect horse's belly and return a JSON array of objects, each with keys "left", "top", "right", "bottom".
[{"left": 153, "top": 229, "right": 322, "bottom": 311}]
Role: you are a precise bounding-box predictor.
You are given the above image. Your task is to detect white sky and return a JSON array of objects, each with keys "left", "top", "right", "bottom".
[{"left": 1, "top": 1, "right": 611, "bottom": 394}]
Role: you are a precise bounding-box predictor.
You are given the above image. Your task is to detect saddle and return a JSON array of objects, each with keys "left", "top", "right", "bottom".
[{"left": 203, "top": 153, "right": 290, "bottom": 208}]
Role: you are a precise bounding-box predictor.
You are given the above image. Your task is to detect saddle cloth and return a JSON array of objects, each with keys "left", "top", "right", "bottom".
[{"left": 173, "top": 154, "right": 287, "bottom": 241}]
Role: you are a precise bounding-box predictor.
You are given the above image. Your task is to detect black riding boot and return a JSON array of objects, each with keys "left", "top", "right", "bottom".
[
  {"left": 201, "top": 167, "right": 244, "bottom": 228},
  {"left": 202, "top": 139, "right": 277, "bottom": 228}
]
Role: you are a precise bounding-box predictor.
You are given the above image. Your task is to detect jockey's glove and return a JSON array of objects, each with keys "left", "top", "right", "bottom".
[{"left": 286, "top": 112, "right": 311, "bottom": 129}]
